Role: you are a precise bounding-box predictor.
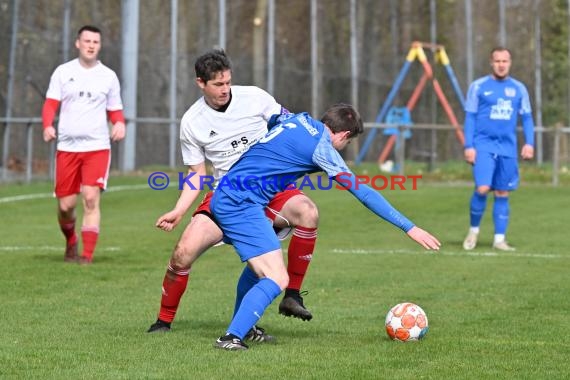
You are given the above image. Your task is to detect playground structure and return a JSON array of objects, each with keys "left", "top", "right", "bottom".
[{"left": 355, "top": 42, "right": 466, "bottom": 167}]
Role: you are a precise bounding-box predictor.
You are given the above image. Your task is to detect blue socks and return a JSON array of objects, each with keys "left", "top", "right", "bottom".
[
  {"left": 233, "top": 266, "right": 259, "bottom": 317},
  {"left": 227, "top": 278, "right": 282, "bottom": 339},
  {"left": 469, "top": 191, "right": 488, "bottom": 228},
  {"left": 493, "top": 196, "right": 510, "bottom": 234}
]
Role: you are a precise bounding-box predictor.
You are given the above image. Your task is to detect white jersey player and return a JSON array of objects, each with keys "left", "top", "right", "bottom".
[
  {"left": 42, "top": 25, "right": 126, "bottom": 265},
  {"left": 148, "top": 50, "right": 319, "bottom": 339}
]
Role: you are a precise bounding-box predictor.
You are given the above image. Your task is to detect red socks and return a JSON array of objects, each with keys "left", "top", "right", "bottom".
[
  {"left": 286, "top": 226, "right": 317, "bottom": 291},
  {"left": 59, "top": 218, "right": 77, "bottom": 246},
  {"left": 81, "top": 226, "right": 99, "bottom": 261},
  {"left": 158, "top": 263, "right": 190, "bottom": 323}
]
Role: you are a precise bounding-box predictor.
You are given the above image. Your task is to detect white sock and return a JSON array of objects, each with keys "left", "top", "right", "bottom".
[
  {"left": 469, "top": 227, "right": 480, "bottom": 234},
  {"left": 494, "top": 234, "right": 505, "bottom": 244}
]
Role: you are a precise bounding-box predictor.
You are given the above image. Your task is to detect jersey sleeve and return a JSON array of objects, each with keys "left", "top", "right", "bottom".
[
  {"left": 464, "top": 81, "right": 480, "bottom": 114},
  {"left": 342, "top": 178, "right": 415, "bottom": 232},
  {"left": 179, "top": 117, "right": 206, "bottom": 166},
  {"left": 106, "top": 72, "right": 123, "bottom": 111},
  {"left": 311, "top": 134, "right": 351, "bottom": 177},
  {"left": 45, "top": 67, "right": 63, "bottom": 101},
  {"left": 256, "top": 88, "right": 283, "bottom": 121},
  {"left": 516, "top": 82, "right": 535, "bottom": 146}
]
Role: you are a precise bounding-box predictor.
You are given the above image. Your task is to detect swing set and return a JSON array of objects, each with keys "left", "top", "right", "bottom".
[{"left": 355, "top": 41, "right": 466, "bottom": 167}]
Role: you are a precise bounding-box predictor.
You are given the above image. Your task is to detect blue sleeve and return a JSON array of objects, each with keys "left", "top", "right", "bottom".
[
  {"left": 312, "top": 134, "right": 352, "bottom": 177},
  {"left": 518, "top": 84, "right": 535, "bottom": 146},
  {"left": 521, "top": 113, "right": 535, "bottom": 146},
  {"left": 464, "top": 112, "right": 476, "bottom": 148},
  {"left": 334, "top": 173, "right": 415, "bottom": 232}
]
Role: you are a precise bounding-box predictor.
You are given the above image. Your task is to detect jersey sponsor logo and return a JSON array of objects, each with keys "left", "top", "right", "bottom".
[
  {"left": 483, "top": 91, "right": 493, "bottom": 96},
  {"left": 209, "top": 130, "right": 218, "bottom": 137},
  {"left": 490, "top": 98, "right": 513, "bottom": 120},
  {"left": 504, "top": 87, "right": 516, "bottom": 97}
]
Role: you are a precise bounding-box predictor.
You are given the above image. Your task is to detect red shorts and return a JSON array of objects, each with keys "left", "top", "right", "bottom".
[
  {"left": 54, "top": 150, "right": 111, "bottom": 197},
  {"left": 193, "top": 188, "right": 304, "bottom": 221}
]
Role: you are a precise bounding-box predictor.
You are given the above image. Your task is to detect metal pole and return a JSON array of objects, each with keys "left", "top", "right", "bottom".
[
  {"left": 267, "top": 0, "right": 275, "bottom": 94},
  {"left": 26, "top": 123, "right": 33, "bottom": 182},
  {"left": 2, "top": 0, "right": 20, "bottom": 181},
  {"left": 311, "top": 0, "right": 318, "bottom": 117},
  {"left": 534, "top": 0, "right": 543, "bottom": 164},
  {"left": 350, "top": 0, "right": 357, "bottom": 110},
  {"left": 499, "top": 0, "right": 506, "bottom": 46},
  {"left": 429, "top": 0, "right": 437, "bottom": 171},
  {"left": 169, "top": 0, "right": 178, "bottom": 168},
  {"left": 552, "top": 127, "right": 560, "bottom": 186},
  {"left": 120, "top": 0, "right": 139, "bottom": 172},
  {"left": 567, "top": 0, "right": 570, "bottom": 136},
  {"left": 62, "top": 0, "right": 71, "bottom": 62},
  {"left": 218, "top": 0, "right": 226, "bottom": 49},
  {"left": 465, "top": 0, "right": 473, "bottom": 85}
]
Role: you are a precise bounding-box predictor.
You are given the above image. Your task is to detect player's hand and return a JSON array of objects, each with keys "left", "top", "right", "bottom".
[
  {"left": 521, "top": 144, "right": 534, "bottom": 160},
  {"left": 156, "top": 210, "right": 183, "bottom": 232},
  {"left": 43, "top": 126, "right": 57, "bottom": 142},
  {"left": 464, "top": 148, "right": 476, "bottom": 165},
  {"left": 406, "top": 226, "right": 441, "bottom": 251},
  {"left": 111, "top": 122, "right": 126, "bottom": 142}
]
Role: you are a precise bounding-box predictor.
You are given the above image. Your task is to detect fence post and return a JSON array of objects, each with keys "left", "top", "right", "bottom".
[
  {"left": 26, "top": 122, "right": 33, "bottom": 183},
  {"left": 396, "top": 125, "right": 406, "bottom": 175},
  {"left": 552, "top": 125, "right": 560, "bottom": 186}
]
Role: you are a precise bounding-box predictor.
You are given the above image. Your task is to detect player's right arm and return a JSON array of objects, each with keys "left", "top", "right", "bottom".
[
  {"left": 155, "top": 162, "right": 206, "bottom": 232},
  {"left": 463, "top": 81, "right": 480, "bottom": 164},
  {"left": 42, "top": 98, "right": 60, "bottom": 142}
]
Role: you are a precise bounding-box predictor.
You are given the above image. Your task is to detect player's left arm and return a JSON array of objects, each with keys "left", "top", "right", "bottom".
[
  {"left": 312, "top": 137, "right": 440, "bottom": 250},
  {"left": 106, "top": 72, "right": 126, "bottom": 142},
  {"left": 108, "top": 110, "right": 126, "bottom": 142},
  {"left": 519, "top": 85, "right": 535, "bottom": 160},
  {"left": 337, "top": 173, "right": 440, "bottom": 251}
]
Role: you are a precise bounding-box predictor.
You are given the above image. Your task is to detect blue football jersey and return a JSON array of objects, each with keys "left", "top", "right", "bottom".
[
  {"left": 216, "top": 112, "right": 349, "bottom": 205},
  {"left": 464, "top": 75, "right": 534, "bottom": 157}
]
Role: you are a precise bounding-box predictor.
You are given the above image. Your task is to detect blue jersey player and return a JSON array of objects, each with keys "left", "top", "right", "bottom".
[
  {"left": 462, "top": 47, "right": 535, "bottom": 251},
  {"left": 210, "top": 104, "right": 441, "bottom": 350}
]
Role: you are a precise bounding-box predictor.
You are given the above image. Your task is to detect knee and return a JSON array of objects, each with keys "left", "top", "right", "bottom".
[
  {"left": 494, "top": 190, "right": 509, "bottom": 198},
  {"left": 82, "top": 195, "right": 99, "bottom": 212},
  {"left": 295, "top": 198, "right": 319, "bottom": 228},
  {"left": 475, "top": 186, "right": 490, "bottom": 195},
  {"left": 170, "top": 244, "right": 193, "bottom": 270}
]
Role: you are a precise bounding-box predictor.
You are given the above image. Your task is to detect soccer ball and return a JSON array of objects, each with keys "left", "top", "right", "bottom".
[{"left": 385, "top": 302, "right": 429, "bottom": 342}]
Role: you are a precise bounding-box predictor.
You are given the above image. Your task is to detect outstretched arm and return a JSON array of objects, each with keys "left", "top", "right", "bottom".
[
  {"left": 336, "top": 174, "right": 440, "bottom": 251},
  {"left": 155, "top": 162, "right": 206, "bottom": 232}
]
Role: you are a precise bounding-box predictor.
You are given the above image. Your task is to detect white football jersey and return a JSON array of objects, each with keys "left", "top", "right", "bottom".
[
  {"left": 180, "top": 86, "right": 282, "bottom": 182},
  {"left": 46, "top": 58, "right": 123, "bottom": 152}
]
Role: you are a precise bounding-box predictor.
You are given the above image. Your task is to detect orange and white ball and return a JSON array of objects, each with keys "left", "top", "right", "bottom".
[{"left": 385, "top": 302, "right": 429, "bottom": 341}]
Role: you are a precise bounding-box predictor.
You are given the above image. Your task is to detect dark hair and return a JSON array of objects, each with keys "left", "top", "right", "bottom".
[
  {"left": 194, "top": 49, "right": 232, "bottom": 83},
  {"left": 77, "top": 25, "right": 102, "bottom": 38},
  {"left": 490, "top": 46, "right": 512, "bottom": 59},
  {"left": 320, "top": 103, "right": 363, "bottom": 138}
]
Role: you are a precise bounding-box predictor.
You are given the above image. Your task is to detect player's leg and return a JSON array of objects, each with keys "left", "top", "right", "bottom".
[
  {"left": 77, "top": 150, "right": 110, "bottom": 264},
  {"left": 212, "top": 197, "right": 285, "bottom": 350},
  {"left": 267, "top": 191, "right": 318, "bottom": 320},
  {"left": 463, "top": 152, "right": 495, "bottom": 250},
  {"left": 491, "top": 156, "right": 519, "bottom": 251},
  {"left": 148, "top": 193, "right": 224, "bottom": 332},
  {"left": 54, "top": 151, "right": 82, "bottom": 262}
]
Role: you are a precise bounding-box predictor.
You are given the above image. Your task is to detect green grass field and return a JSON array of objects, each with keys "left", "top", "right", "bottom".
[{"left": 1, "top": 174, "right": 569, "bottom": 379}]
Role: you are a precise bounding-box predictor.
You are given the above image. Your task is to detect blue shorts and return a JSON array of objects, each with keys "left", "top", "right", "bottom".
[
  {"left": 211, "top": 191, "right": 281, "bottom": 262},
  {"left": 473, "top": 151, "right": 519, "bottom": 191}
]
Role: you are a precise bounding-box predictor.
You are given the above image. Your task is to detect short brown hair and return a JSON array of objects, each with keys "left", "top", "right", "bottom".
[{"left": 320, "top": 103, "right": 363, "bottom": 138}]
